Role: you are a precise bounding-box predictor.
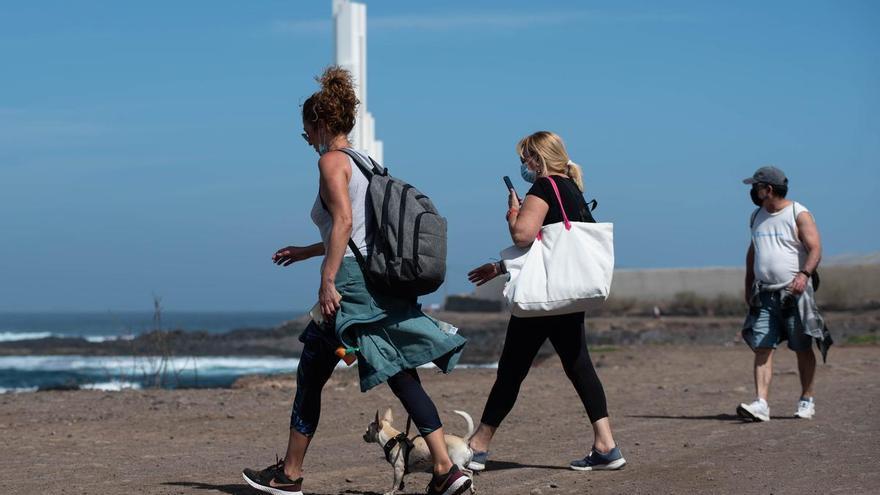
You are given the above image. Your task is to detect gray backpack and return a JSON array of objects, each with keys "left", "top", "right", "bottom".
[{"left": 338, "top": 148, "right": 447, "bottom": 297}]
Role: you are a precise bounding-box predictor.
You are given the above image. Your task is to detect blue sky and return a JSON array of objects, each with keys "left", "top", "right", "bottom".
[{"left": 1, "top": 0, "right": 878, "bottom": 311}]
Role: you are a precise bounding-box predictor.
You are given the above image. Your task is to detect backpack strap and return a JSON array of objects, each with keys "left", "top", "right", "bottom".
[
  {"left": 318, "top": 191, "right": 368, "bottom": 269},
  {"left": 338, "top": 147, "right": 386, "bottom": 179},
  {"left": 580, "top": 198, "right": 598, "bottom": 223},
  {"left": 749, "top": 207, "right": 762, "bottom": 229},
  {"left": 319, "top": 148, "right": 382, "bottom": 269}
]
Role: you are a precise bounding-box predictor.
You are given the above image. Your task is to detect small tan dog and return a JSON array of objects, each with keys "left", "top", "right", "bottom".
[{"left": 363, "top": 408, "right": 475, "bottom": 495}]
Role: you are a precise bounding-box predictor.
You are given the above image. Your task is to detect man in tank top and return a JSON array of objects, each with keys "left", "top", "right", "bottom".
[{"left": 736, "top": 166, "right": 823, "bottom": 422}]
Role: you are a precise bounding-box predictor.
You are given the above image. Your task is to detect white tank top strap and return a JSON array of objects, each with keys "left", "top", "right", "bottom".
[
  {"left": 309, "top": 148, "right": 372, "bottom": 258},
  {"left": 791, "top": 201, "right": 810, "bottom": 237}
]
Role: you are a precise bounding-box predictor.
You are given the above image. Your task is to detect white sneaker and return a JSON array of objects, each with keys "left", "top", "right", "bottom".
[
  {"left": 794, "top": 398, "right": 815, "bottom": 419},
  {"left": 737, "top": 398, "right": 770, "bottom": 422}
]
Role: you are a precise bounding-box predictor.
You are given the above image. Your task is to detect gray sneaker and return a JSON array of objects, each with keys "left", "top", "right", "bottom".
[
  {"left": 570, "top": 446, "right": 626, "bottom": 471},
  {"left": 467, "top": 450, "right": 490, "bottom": 471}
]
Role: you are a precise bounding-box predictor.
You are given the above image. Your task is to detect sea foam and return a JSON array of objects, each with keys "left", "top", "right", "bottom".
[
  {"left": 0, "top": 355, "right": 300, "bottom": 374},
  {"left": 0, "top": 331, "right": 54, "bottom": 342}
]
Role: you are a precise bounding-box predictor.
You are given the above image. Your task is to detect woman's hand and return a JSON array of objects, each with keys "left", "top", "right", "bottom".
[
  {"left": 508, "top": 190, "right": 521, "bottom": 210},
  {"left": 319, "top": 280, "right": 342, "bottom": 321},
  {"left": 468, "top": 262, "right": 501, "bottom": 286},
  {"left": 272, "top": 246, "right": 311, "bottom": 266}
]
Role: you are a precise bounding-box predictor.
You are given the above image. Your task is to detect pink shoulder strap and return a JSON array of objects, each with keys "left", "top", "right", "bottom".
[{"left": 545, "top": 176, "right": 571, "bottom": 230}]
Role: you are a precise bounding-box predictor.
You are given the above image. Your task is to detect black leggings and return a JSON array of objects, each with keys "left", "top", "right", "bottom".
[
  {"left": 291, "top": 322, "right": 443, "bottom": 436},
  {"left": 386, "top": 369, "right": 443, "bottom": 436},
  {"left": 480, "top": 312, "right": 609, "bottom": 427}
]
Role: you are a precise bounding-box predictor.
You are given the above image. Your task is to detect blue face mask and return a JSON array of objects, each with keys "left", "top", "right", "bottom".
[
  {"left": 317, "top": 143, "right": 329, "bottom": 156},
  {"left": 520, "top": 163, "right": 537, "bottom": 183}
]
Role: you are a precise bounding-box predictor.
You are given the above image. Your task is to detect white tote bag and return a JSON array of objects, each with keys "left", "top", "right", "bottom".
[{"left": 501, "top": 176, "right": 614, "bottom": 317}]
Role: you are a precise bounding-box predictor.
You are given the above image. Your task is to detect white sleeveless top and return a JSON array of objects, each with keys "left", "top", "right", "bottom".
[
  {"left": 310, "top": 148, "right": 372, "bottom": 258},
  {"left": 751, "top": 201, "right": 809, "bottom": 285}
]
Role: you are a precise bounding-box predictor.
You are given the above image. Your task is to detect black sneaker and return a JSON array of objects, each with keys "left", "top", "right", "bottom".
[
  {"left": 426, "top": 464, "right": 472, "bottom": 495},
  {"left": 242, "top": 457, "right": 304, "bottom": 495}
]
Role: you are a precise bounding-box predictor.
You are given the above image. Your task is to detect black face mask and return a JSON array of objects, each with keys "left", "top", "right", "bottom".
[{"left": 750, "top": 187, "right": 764, "bottom": 206}]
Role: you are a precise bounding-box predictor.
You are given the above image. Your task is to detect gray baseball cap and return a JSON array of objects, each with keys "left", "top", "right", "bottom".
[{"left": 743, "top": 166, "right": 788, "bottom": 186}]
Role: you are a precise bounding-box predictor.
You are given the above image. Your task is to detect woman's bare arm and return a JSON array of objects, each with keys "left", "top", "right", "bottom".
[
  {"left": 317, "top": 151, "right": 353, "bottom": 318},
  {"left": 508, "top": 194, "right": 549, "bottom": 247}
]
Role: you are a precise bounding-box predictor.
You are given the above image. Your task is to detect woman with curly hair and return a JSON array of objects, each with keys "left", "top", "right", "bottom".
[{"left": 242, "top": 67, "right": 471, "bottom": 495}]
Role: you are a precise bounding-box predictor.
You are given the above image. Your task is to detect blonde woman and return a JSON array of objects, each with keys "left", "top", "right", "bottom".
[{"left": 466, "top": 131, "right": 626, "bottom": 472}]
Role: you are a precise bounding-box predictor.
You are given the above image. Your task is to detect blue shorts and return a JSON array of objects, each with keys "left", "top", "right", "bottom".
[{"left": 743, "top": 291, "right": 812, "bottom": 352}]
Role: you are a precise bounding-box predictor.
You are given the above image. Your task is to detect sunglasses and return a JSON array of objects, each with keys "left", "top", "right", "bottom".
[{"left": 301, "top": 130, "right": 310, "bottom": 143}]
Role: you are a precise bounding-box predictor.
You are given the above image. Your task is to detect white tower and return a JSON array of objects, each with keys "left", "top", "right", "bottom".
[{"left": 333, "top": 0, "right": 383, "bottom": 163}]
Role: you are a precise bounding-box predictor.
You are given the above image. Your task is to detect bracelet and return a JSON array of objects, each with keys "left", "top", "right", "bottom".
[
  {"left": 799, "top": 270, "right": 812, "bottom": 278},
  {"left": 496, "top": 261, "right": 507, "bottom": 274}
]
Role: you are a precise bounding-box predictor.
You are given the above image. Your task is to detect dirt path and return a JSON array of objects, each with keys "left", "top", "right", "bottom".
[{"left": 1, "top": 345, "right": 878, "bottom": 494}]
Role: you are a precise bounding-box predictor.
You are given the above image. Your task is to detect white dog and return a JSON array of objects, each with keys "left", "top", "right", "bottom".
[{"left": 363, "top": 408, "right": 475, "bottom": 495}]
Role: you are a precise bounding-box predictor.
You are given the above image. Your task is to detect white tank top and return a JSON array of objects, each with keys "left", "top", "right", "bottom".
[
  {"left": 310, "top": 148, "right": 372, "bottom": 258},
  {"left": 751, "top": 201, "right": 809, "bottom": 285}
]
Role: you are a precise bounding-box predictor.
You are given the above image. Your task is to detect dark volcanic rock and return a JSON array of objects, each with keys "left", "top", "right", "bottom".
[
  {"left": 0, "top": 318, "right": 311, "bottom": 358},
  {"left": 1, "top": 310, "right": 875, "bottom": 364}
]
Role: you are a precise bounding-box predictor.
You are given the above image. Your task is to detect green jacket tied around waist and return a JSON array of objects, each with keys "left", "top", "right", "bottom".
[{"left": 332, "top": 257, "right": 467, "bottom": 392}]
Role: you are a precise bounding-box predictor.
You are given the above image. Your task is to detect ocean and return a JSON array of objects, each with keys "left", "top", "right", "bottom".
[
  {"left": 0, "top": 310, "right": 298, "bottom": 342},
  {"left": 0, "top": 311, "right": 303, "bottom": 393}
]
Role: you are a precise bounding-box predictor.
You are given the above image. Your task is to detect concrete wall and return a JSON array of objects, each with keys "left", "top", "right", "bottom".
[
  {"left": 612, "top": 267, "right": 745, "bottom": 299},
  {"left": 466, "top": 263, "right": 880, "bottom": 305},
  {"left": 471, "top": 267, "right": 744, "bottom": 302}
]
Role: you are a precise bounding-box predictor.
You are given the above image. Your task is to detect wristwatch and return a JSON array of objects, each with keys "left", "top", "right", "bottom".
[{"left": 799, "top": 269, "right": 812, "bottom": 278}]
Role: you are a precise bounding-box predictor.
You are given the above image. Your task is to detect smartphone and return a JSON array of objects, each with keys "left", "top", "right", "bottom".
[
  {"left": 308, "top": 302, "right": 324, "bottom": 325},
  {"left": 503, "top": 176, "right": 516, "bottom": 194},
  {"left": 503, "top": 176, "right": 521, "bottom": 205}
]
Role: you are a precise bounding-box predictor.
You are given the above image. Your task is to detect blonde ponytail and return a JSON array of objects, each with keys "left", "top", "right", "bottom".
[{"left": 566, "top": 160, "right": 585, "bottom": 192}]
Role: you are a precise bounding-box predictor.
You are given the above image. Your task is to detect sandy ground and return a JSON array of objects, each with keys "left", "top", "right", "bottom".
[{"left": 1, "top": 344, "right": 878, "bottom": 495}]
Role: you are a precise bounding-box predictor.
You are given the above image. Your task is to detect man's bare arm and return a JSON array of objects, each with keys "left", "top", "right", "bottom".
[
  {"left": 789, "top": 210, "right": 822, "bottom": 295},
  {"left": 797, "top": 211, "right": 822, "bottom": 275}
]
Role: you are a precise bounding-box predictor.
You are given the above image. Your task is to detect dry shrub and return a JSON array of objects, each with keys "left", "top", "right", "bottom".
[{"left": 814, "top": 264, "right": 880, "bottom": 311}]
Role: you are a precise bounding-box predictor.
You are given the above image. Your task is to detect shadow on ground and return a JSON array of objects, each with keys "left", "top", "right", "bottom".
[
  {"left": 483, "top": 459, "right": 570, "bottom": 472},
  {"left": 163, "top": 481, "right": 257, "bottom": 495},
  {"left": 163, "top": 481, "right": 395, "bottom": 495},
  {"left": 627, "top": 413, "right": 797, "bottom": 421}
]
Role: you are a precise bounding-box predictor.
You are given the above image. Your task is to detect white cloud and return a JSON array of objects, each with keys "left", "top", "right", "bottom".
[
  {"left": 272, "top": 9, "right": 694, "bottom": 35},
  {"left": 271, "top": 18, "right": 331, "bottom": 35}
]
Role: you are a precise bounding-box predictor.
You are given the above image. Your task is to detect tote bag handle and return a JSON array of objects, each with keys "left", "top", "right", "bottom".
[{"left": 536, "top": 176, "right": 571, "bottom": 241}]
